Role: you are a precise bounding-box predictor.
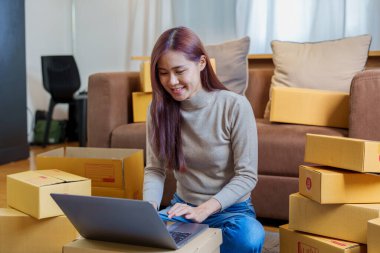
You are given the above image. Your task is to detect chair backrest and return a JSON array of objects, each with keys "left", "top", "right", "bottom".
[{"left": 41, "top": 55, "right": 81, "bottom": 102}]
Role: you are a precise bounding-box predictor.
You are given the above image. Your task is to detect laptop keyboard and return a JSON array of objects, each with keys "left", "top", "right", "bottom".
[{"left": 169, "top": 231, "right": 191, "bottom": 244}]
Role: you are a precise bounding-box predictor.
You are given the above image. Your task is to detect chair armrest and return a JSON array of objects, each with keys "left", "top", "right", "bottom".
[
  {"left": 87, "top": 72, "right": 140, "bottom": 147},
  {"left": 349, "top": 69, "right": 380, "bottom": 141}
]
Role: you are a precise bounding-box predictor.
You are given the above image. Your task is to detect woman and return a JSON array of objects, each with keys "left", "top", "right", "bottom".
[{"left": 143, "top": 26, "right": 265, "bottom": 253}]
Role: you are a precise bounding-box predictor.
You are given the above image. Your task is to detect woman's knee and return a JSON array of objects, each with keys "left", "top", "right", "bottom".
[
  {"left": 221, "top": 216, "right": 265, "bottom": 253},
  {"left": 241, "top": 222, "right": 265, "bottom": 252}
]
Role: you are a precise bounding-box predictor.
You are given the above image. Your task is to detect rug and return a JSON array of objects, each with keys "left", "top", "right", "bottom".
[{"left": 262, "top": 231, "right": 280, "bottom": 253}]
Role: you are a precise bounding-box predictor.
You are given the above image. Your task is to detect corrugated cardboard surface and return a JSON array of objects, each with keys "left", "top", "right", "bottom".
[
  {"left": 7, "top": 170, "right": 91, "bottom": 219},
  {"left": 304, "top": 134, "right": 380, "bottom": 172},
  {"left": 139, "top": 61, "right": 152, "bottom": 92},
  {"left": 92, "top": 187, "right": 126, "bottom": 198},
  {"left": 63, "top": 228, "right": 222, "bottom": 253},
  {"left": 0, "top": 208, "right": 78, "bottom": 253},
  {"left": 289, "top": 193, "right": 380, "bottom": 244},
  {"left": 36, "top": 147, "right": 144, "bottom": 199},
  {"left": 132, "top": 92, "right": 152, "bottom": 123},
  {"left": 368, "top": 218, "right": 380, "bottom": 253},
  {"left": 299, "top": 165, "right": 380, "bottom": 203},
  {"left": 280, "top": 224, "right": 365, "bottom": 253},
  {"left": 269, "top": 86, "right": 349, "bottom": 128}
]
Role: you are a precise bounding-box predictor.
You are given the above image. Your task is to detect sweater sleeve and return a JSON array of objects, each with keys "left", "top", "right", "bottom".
[
  {"left": 143, "top": 107, "right": 166, "bottom": 209},
  {"left": 212, "top": 96, "right": 258, "bottom": 210}
]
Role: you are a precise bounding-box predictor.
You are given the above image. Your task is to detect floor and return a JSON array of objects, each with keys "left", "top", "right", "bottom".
[{"left": 0, "top": 142, "right": 280, "bottom": 251}]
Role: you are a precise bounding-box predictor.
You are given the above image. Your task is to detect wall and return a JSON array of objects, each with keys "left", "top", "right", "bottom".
[
  {"left": 25, "top": 0, "right": 72, "bottom": 142},
  {"left": 0, "top": 0, "right": 29, "bottom": 164}
]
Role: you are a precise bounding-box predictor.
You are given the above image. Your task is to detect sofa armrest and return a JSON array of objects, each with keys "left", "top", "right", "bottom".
[
  {"left": 349, "top": 69, "right": 380, "bottom": 141},
  {"left": 245, "top": 68, "right": 274, "bottom": 118},
  {"left": 87, "top": 72, "right": 140, "bottom": 147}
]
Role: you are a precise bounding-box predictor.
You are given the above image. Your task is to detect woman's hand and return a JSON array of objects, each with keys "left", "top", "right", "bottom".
[{"left": 167, "top": 198, "right": 221, "bottom": 223}]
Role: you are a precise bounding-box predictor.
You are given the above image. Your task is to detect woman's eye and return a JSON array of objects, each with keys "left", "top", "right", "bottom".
[
  {"left": 176, "top": 70, "right": 185, "bottom": 74},
  {"left": 159, "top": 72, "right": 168, "bottom": 76}
]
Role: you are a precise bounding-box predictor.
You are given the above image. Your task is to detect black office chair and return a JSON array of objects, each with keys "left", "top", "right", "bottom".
[{"left": 41, "top": 55, "right": 81, "bottom": 147}]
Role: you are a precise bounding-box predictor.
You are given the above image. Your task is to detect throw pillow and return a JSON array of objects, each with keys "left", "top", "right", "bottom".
[
  {"left": 264, "top": 34, "right": 372, "bottom": 118},
  {"left": 205, "top": 36, "right": 250, "bottom": 95}
]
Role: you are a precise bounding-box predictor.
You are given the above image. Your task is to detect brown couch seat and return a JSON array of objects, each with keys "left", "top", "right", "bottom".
[{"left": 256, "top": 118, "right": 348, "bottom": 177}]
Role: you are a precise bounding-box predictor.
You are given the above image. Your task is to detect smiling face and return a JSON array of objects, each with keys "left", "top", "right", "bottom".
[{"left": 157, "top": 50, "right": 206, "bottom": 101}]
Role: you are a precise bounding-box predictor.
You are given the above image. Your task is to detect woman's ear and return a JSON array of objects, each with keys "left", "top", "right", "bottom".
[{"left": 199, "top": 55, "right": 207, "bottom": 71}]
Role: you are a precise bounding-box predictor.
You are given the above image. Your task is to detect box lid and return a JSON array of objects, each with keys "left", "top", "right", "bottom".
[
  {"left": 281, "top": 225, "right": 361, "bottom": 250},
  {"left": 0, "top": 208, "right": 28, "bottom": 217},
  {"left": 7, "top": 170, "right": 88, "bottom": 187},
  {"left": 37, "top": 147, "right": 142, "bottom": 160},
  {"left": 369, "top": 217, "right": 380, "bottom": 226}
]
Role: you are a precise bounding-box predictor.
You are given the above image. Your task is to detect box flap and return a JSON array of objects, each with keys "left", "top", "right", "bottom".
[
  {"left": 36, "top": 147, "right": 65, "bottom": 158},
  {"left": 368, "top": 217, "right": 380, "bottom": 226},
  {"left": 0, "top": 208, "right": 28, "bottom": 217},
  {"left": 280, "top": 224, "right": 361, "bottom": 249},
  {"left": 7, "top": 170, "right": 88, "bottom": 187},
  {"left": 38, "top": 169, "right": 88, "bottom": 182},
  {"left": 65, "top": 147, "right": 141, "bottom": 160},
  {"left": 7, "top": 170, "right": 64, "bottom": 187}
]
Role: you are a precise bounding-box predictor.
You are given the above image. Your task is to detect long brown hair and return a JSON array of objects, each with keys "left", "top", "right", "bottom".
[{"left": 150, "top": 26, "right": 227, "bottom": 171}]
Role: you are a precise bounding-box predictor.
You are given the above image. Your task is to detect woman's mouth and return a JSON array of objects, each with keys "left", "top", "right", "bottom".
[{"left": 172, "top": 86, "right": 184, "bottom": 95}]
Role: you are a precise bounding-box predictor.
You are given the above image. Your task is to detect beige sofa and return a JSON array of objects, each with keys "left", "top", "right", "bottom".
[{"left": 87, "top": 67, "right": 380, "bottom": 220}]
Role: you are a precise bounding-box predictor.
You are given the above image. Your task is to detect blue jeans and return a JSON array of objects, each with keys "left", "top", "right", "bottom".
[{"left": 159, "top": 194, "right": 265, "bottom": 253}]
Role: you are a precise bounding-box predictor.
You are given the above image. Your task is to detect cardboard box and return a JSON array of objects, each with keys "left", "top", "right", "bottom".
[
  {"left": 280, "top": 224, "right": 365, "bottom": 253},
  {"left": 92, "top": 187, "right": 126, "bottom": 198},
  {"left": 269, "top": 86, "right": 349, "bottom": 128},
  {"left": 7, "top": 169, "right": 91, "bottom": 219},
  {"left": 304, "top": 134, "right": 380, "bottom": 173},
  {"left": 368, "top": 218, "right": 380, "bottom": 253},
  {"left": 299, "top": 165, "right": 380, "bottom": 203},
  {"left": 132, "top": 92, "right": 152, "bottom": 122},
  {"left": 35, "top": 147, "right": 144, "bottom": 199},
  {"left": 0, "top": 208, "right": 78, "bottom": 253},
  {"left": 139, "top": 60, "right": 152, "bottom": 92},
  {"left": 63, "top": 228, "right": 222, "bottom": 253},
  {"left": 289, "top": 193, "right": 380, "bottom": 243}
]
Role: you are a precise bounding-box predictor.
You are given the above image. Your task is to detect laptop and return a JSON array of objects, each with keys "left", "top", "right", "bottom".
[{"left": 51, "top": 193, "right": 209, "bottom": 249}]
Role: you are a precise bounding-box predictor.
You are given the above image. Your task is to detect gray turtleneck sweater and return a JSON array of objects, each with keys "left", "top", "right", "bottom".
[{"left": 143, "top": 89, "right": 258, "bottom": 210}]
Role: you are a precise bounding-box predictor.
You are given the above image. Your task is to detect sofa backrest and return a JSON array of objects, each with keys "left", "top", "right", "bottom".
[{"left": 245, "top": 68, "right": 274, "bottom": 118}]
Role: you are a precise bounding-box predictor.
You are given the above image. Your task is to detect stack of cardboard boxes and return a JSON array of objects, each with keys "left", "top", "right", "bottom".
[
  {"left": 2, "top": 169, "right": 91, "bottom": 253},
  {"left": 280, "top": 133, "right": 380, "bottom": 253}
]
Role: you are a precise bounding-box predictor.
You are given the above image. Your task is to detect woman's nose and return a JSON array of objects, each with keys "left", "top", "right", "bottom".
[{"left": 169, "top": 73, "right": 179, "bottom": 86}]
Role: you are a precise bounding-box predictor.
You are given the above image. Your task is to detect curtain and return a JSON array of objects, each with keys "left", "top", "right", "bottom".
[
  {"left": 236, "top": 0, "right": 380, "bottom": 53},
  {"left": 72, "top": 0, "right": 379, "bottom": 75}
]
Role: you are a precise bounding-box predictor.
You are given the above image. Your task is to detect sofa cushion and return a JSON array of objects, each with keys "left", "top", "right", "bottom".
[
  {"left": 264, "top": 34, "right": 371, "bottom": 118},
  {"left": 256, "top": 118, "right": 348, "bottom": 177},
  {"left": 111, "top": 123, "right": 147, "bottom": 154},
  {"left": 205, "top": 36, "right": 250, "bottom": 95}
]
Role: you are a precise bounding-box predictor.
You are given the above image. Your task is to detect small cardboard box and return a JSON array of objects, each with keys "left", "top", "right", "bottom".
[
  {"left": 299, "top": 165, "right": 380, "bottom": 203},
  {"left": 132, "top": 92, "right": 152, "bottom": 122},
  {"left": 304, "top": 134, "right": 380, "bottom": 173},
  {"left": 280, "top": 224, "right": 366, "bottom": 253},
  {"left": 62, "top": 228, "right": 222, "bottom": 253},
  {"left": 7, "top": 169, "right": 91, "bottom": 219},
  {"left": 289, "top": 193, "right": 380, "bottom": 244},
  {"left": 36, "top": 147, "right": 144, "bottom": 199},
  {"left": 269, "top": 86, "right": 349, "bottom": 128},
  {"left": 368, "top": 218, "right": 380, "bottom": 253},
  {"left": 0, "top": 208, "right": 78, "bottom": 253},
  {"left": 139, "top": 61, "right": 152, "bottom": 92}
]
